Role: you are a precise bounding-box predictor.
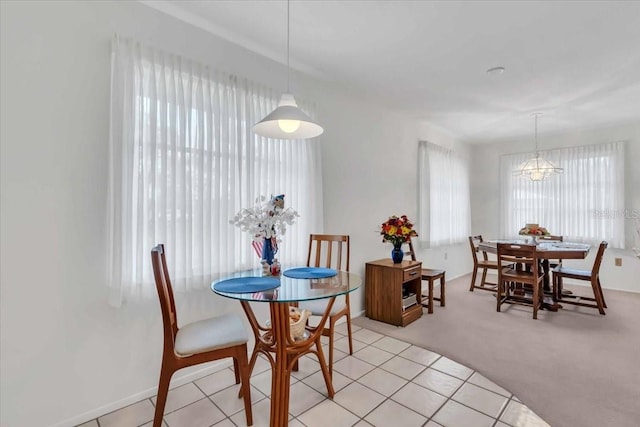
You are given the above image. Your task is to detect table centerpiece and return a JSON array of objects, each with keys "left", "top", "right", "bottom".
[
  {"left": 518, "top": 223, "right": 550, "bottom": 244},
  {"left": 230, "top": 194, "right": 299, "bottom": 267}
]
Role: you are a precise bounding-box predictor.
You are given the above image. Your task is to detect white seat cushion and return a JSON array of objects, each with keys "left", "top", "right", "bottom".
[
  {"left": 175, "top": 313, "right": 248, "bottom": 356},
  {"left": 299, "top": 298, "right": 347, "bottom": 317}
]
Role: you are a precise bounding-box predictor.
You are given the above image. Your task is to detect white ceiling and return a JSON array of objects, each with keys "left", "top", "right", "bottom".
[{"left": 144, "top": 0, "right": 640, "bottom": 143}]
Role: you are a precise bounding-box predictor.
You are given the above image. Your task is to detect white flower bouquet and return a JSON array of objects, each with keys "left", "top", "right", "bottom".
[{"left": 230, "top": 195, "right": 299, "bottom": 243}]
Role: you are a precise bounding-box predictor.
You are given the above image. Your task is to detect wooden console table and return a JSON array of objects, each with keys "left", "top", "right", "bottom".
[{"left": 365, "top": 259, "right": 422, "bottom": 326}]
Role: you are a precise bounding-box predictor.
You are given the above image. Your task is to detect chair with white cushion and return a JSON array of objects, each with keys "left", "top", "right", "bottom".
[
  {"left": 552, "top": 241, "right": 608, "bottom": 315},
  {"left": 150, "top": 244, "right": 253, "bottom": 427}
]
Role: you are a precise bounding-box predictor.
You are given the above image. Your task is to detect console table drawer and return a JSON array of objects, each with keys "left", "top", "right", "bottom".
[{"left": 403, "top": 266, "right": 421, "bottom": 282}]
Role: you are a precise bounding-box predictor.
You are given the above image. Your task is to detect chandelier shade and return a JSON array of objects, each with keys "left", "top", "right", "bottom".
[
  {"left": 253, "top": 0, "right": 323, "bottom": 140},
  {"left": 513, "top": 156, "right": 564, "bottom": 182},
  {"left": 514, "top": 113, "right": 563, "bottom": 181},
  {"left": 253, "top": 93, "right": 323, "bottom": 139}
]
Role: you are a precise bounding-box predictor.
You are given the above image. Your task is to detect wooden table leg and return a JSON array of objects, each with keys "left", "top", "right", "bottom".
[
  {"left": 270, "top": 303, "right": 290, "bottom": 427},
  {"left": 240, "top": 300, "right": 337, "bottom": 427}
]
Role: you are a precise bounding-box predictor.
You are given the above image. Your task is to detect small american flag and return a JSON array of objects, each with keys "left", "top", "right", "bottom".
[
  {"left": 252, "top": 237, "right": 278, "bottom": 259},
  {"left": 251, "top": 240, "right": 264, "bottom": 259}
]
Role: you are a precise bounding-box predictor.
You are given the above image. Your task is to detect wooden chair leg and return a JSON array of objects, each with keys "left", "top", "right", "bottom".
[
  {"left": 556, "top": 276, "right": 564, "bottom": 301},
  {"left": 591, "top": 278, "right": 606, "bottom": 315},
  {"left": 439, "top": 275, "right": 446, "bottom": 306},
  {"left": 597, "top": 277, "right": 607, "bottom": 308},
  {"left": 314, "top": 335, "right": 335, "bottom": 398},
  {"left": 237, "top": 346, "right": 253, "bottom": 426},
  {"left": 345, "top": 313, "right": 353, "bottom": 355},
  {"left": 496, "top": 279, "right": 502, "bottom": 312},
  {"left": 239, "top": 345, "right": 262, "bottom": 399},
  {"left": 328, "top": 318, "right": 335, "bottom": 377},
  {"left": 532, "top": 284, "right": 539, "bottom": 320},
  {"left": 480, "top": 268, "right": 488, "bottom": 288},
  {"left": 233, "top": 358, "right": 240, "bottom": 384},
  {"left": 153, "top": 366, "right": 173, "bottom": 427},
  {"left": 469, "top": 266, "right": 478, "bottom": 291}
]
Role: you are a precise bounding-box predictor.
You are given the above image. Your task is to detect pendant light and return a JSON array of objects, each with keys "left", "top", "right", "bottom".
[
  {"left": 513, "top": 113, "right": 563, "bottom": 181},
  {"left": 253, "top": 0, "right": 323, "bottom": 140}
]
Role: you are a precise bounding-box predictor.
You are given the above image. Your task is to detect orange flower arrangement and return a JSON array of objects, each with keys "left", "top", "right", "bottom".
[
  {"left": 380, "top": 215, "right": 418, "bottom": 246},
  {"left": 518, "top": 223, "right": 550, "bottom": 236}
]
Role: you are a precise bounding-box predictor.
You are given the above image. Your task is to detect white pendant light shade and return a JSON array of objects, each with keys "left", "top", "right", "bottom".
[
  {"left": 253, "top": 0, "right": 323, "bottom": 140},
  {"left": 253, "top": 93, "right": 324, "bottom": 139}
]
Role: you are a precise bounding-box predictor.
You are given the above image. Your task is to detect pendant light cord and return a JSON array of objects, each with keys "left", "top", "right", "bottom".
[
  {"left": 534, "top": 113, "right": 540, "bottom": 159},
  {"left": 286, "top": 0, "right": 290, "bottom": 92}
]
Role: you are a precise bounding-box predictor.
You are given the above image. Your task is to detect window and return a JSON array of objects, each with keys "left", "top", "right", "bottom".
[
  {"left": 418, "top": 141, "right": 471, "bottom": 247},
  {"left": 108, "top": 37, "right": 323, "bottom": 305},
  {"left": 500, "top": 142, "right": 625, "bottom": 247}
]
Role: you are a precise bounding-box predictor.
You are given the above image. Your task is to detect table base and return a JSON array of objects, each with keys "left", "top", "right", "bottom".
[{"left": 240, "top": 300, "right": 336, "bottom": 427}]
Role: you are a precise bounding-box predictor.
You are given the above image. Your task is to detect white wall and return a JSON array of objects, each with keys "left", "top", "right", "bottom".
[
  {"left": 0, "top": 2, "right": 468, "bottom": 426},
  {"left": 470, "top": 122, "right": 640, "bottom": 293}
]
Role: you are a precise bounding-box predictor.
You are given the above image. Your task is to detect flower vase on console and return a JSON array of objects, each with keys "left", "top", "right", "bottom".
[
  {"left": 391, "top": 242, "right": 404, "bottom": 264},
  {"left": 379, "top": 215, "right": 419, "bottom": 264}
]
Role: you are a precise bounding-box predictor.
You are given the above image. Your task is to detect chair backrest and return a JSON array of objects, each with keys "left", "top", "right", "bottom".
[
  {"left": 497, "top": 242, "right": 540, "bottom": 277},
  {"left": 592, "top": 241, "right": 608, "bottom": 277},
  {"left": 469, "top": 235, "right": 488, "bottom": 263},
  {"left": 307, "top": 234, "right": 350, "bottom": 272},
  {"left": 538, "top": 235, "right": 563, "bottom": 242},
  {"left": 151, "top": 244, "right": 178, "bottom": 352},
  {"left": 405, "top": 239, "right": 418, "bottom": 261}
]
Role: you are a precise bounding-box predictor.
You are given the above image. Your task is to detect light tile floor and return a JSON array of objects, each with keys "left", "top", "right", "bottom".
[{"left": 78, "top": 324, "right": 550, "bottom": 427}]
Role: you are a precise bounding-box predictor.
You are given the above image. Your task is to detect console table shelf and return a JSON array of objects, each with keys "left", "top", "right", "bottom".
[{"left": 365, "top": 259, "right": 422, "bottom": 326}]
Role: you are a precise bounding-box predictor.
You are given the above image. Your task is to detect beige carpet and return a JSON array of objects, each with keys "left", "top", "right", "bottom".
[{"left": 354, "top": 273, "right": 640, "bottom": 427}]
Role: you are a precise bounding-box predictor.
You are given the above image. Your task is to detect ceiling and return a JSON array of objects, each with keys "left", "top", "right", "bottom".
[{"left": 144, "top": 0, "right": 640, "bottom": 144}]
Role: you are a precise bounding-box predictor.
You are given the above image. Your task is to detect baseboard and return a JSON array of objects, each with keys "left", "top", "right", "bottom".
[{"left": 49, "top": 359, "right": 231, "bottom": 427}]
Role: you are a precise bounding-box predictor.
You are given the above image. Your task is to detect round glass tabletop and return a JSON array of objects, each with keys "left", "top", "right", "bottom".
[{"left": 211, "top": 266, "right": 361, "bottom": 303}]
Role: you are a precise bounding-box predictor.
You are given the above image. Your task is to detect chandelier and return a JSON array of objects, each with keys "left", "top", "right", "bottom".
[{"left": 514, "top": 113, "right": 563, "bottom": 181}]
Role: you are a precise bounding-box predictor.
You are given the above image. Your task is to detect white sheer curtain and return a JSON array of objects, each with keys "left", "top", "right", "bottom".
[
  {"left": 418, "top": 141, "right": 471, "bottom": 247},
  {"left": 500, "top": 142, "right": 625, "bottom": 247},
  {"left": 108, "top": 36, "right": 323, "bottom": 305}
]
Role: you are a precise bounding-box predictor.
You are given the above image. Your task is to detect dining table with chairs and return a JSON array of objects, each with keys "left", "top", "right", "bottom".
[
  {"left": 212, "top": 266, "right": 361, "bottom": 427},
  {"left": 477, "top": 239, "right": 593, "bottom": 313}
]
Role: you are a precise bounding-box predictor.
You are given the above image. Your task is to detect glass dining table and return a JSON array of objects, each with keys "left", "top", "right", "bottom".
[{"left": 212, "top": 267, "right": 361, "bottom": 427}]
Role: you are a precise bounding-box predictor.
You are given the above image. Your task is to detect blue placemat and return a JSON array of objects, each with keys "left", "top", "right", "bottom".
[
  {"left": 214, "top": 277, "right": 280, "bottom": 293},
  {"left": 283, "top": 267, "right": 337, "bottom": 279}
]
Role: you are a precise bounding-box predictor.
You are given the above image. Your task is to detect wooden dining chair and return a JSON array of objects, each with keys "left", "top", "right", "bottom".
[
  {"left": 468, "top": 235, "right": 499, "bottom": 292},
  {"left": 405, "top": 239, "right": 446, "bottom": 314},
  {"left": 497, "top": 243, "right": 544, "bottom": 319},
  {"left": 298, "top": 234, "right": 350, "bottom": 376},
  {"left": 552, "top": 241, "right": 608, "bottom": 315},
  {"left": 150, "top": 245, "right": 253, "bottom": 427},
  {"left": 538, "top": 235, "right": 564, "bottom": 268}
]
